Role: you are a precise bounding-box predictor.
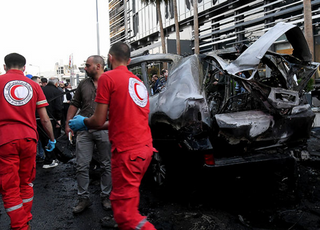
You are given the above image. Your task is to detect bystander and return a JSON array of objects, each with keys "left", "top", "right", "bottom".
[
  {"left": 40, "top": 77, "right": 47, "bottom": 88},
  {"left": 39, "top": 77, "right": 63, "bottom": 168},
  {"left": 65, "top": 55, "right": 112, "bottom": 214}
]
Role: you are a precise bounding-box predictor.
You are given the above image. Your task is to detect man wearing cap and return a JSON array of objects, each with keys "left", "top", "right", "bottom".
[
  {"left": 0, "top": 53, "right": 56, "bottom": 230},
  {"left": 26, "top": 74, "right": 33, "bottom": 79}
]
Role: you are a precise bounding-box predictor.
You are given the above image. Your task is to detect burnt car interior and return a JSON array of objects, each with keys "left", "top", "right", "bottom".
[
  {"left": 130, "top": 60, "right": 174, "bottom": 96},
  {"left": 204, "top": 46, "right": 317, "bottom": 117},
  {"left": 128, "top": 22, "right": 320, "bottom": 186}
]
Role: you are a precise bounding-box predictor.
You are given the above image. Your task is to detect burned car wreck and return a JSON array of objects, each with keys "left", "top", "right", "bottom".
[{"left": 128, "top": 22, "right": 320, "bottom": 185}]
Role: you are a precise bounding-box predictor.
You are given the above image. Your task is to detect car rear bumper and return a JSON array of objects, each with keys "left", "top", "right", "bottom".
[{"left": 205, "top": 153, "right": 295, "bottom": 168}]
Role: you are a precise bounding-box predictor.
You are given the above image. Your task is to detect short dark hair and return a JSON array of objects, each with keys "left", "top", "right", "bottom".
[
  {"left": 41, "top": 78, "right": 48, "bottom": 83},
  {"left": 109, "top": 42, "right": 130, "bottom": 63},
  {"left": 89, "top": 55, "right": 105, "bottom": 67},
  {"left": 4, "top": 53, "right": 26, "bottom": 69},
  {"left": 31, "top": 76, "right": 40, "bottom": 81}
]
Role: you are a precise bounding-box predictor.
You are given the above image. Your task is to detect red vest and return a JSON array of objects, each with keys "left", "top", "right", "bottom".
[
  {"left": 95, "top": 66, "right": 152, "bottom": 152},
  {"left": 0, "top": 69, "right": 48, "bottom": 146}
]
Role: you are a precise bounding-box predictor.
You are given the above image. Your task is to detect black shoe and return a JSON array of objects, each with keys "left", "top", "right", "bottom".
[
  {"left": 36, "top": 156, "right": 44, "bottom": 163},
  {"left": 101, "top": 196, "right": 112, "bottom": 210},
  {"left": 100, "top": 216, "right": 118, "bottom": 229},
  {"left": 27, "top": 221, "right": 31, "bottom": 230},
  {"left": 8, "top": 222, "right": 31, "bottom": 230},
  {"left": 73, "top": 198, "right": 92, "bottom": 214}
]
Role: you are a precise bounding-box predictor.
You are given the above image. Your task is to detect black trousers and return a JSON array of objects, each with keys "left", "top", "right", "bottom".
[{"left": 37, "top": 119, "right": 61, "bottom": 164}]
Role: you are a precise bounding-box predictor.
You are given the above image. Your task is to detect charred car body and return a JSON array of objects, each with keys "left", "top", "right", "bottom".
[{"left": 128, "top": 22, "right": 319, "bottom": 185}]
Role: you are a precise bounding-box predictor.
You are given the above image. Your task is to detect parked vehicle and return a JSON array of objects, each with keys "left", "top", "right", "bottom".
[{"left": 128, "top": 22, "right": 320, "bottom": 186}]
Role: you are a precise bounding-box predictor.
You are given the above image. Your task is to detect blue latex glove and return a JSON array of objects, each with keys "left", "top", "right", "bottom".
[
  {"left": 69, "top": 115, "right": 88, "bottom": 131},
  {"left": 46, "top": 139, "right": 56, "bottom": 152}
]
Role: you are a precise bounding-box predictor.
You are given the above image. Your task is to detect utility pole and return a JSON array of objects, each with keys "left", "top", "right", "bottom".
[
  {"left": 69, "top": 54, "right": 74, "bottom": 86},
  {"left": 303, "top": 0, "right": 314, "bottom": 61},
  {"left": 96, "top": 0, "right": 100, "bottom": 55},
  {"left": 193, "top": 0, "right": 199, "bottom": 54}
]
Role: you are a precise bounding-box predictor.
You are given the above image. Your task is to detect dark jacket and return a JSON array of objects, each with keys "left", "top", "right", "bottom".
[
  {"left": 64, "top": 88, "right": 72, "bottom": 101},
  {"left": 42, "top": 83, "right": 63, "bottom": 120}
]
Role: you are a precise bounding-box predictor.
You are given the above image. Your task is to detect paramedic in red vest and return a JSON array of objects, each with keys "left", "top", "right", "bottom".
[
  {"left": 69, "top": 42, "right": 156, "bottom": 230},
  {"left": 0, "top": 53, "right": 56, "bottom": 230}
]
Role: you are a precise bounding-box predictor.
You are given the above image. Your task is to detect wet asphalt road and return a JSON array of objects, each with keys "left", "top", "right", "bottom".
[
  {"left": 0, "top": 159, "right": 112, "bottom": 230},
  {"left": 1, "top": 128, "right": 320, "bottom": 230}
]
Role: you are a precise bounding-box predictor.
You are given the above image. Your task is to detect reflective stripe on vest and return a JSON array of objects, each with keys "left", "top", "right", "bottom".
[
  {"left": 6, "top": 203, "right": 23, "bottom": 213},
  {"left": 23, "top": 197, "right": 34, "bottom": 204},
  {"left": 136, "top": 218, "right": 147, "bottom": 230}
]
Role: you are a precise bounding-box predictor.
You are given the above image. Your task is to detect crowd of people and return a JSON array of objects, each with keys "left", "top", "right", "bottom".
[
  {"left": 149, "top": 68, "right": 168, "bottom": 95},
  {"left": 27, "top": 76, "right": 74, "bottom": 169},
  {"left": 0, "top": 41, "right": 157, "bottom": 230}
]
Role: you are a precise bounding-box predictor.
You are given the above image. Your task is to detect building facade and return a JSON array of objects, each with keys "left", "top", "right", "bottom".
[
  {"left": 54, "top": 62, "right": 85, "bottom": 87},
  {"left": 109, "top": 0, "right": 320, "bottom": 62}
]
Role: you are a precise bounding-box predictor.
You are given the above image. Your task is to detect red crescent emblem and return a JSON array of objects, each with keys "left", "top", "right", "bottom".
[
  {"left": 10, "top": 85, "right": 24, "bottom": 100},
  {"left": 134, "top": 83, "right": 143, "bottom": 100}
]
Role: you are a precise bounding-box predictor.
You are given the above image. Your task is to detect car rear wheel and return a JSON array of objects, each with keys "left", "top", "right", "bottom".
[{"left": 151, "top": 151, "right": 166, "bottom": 186}]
